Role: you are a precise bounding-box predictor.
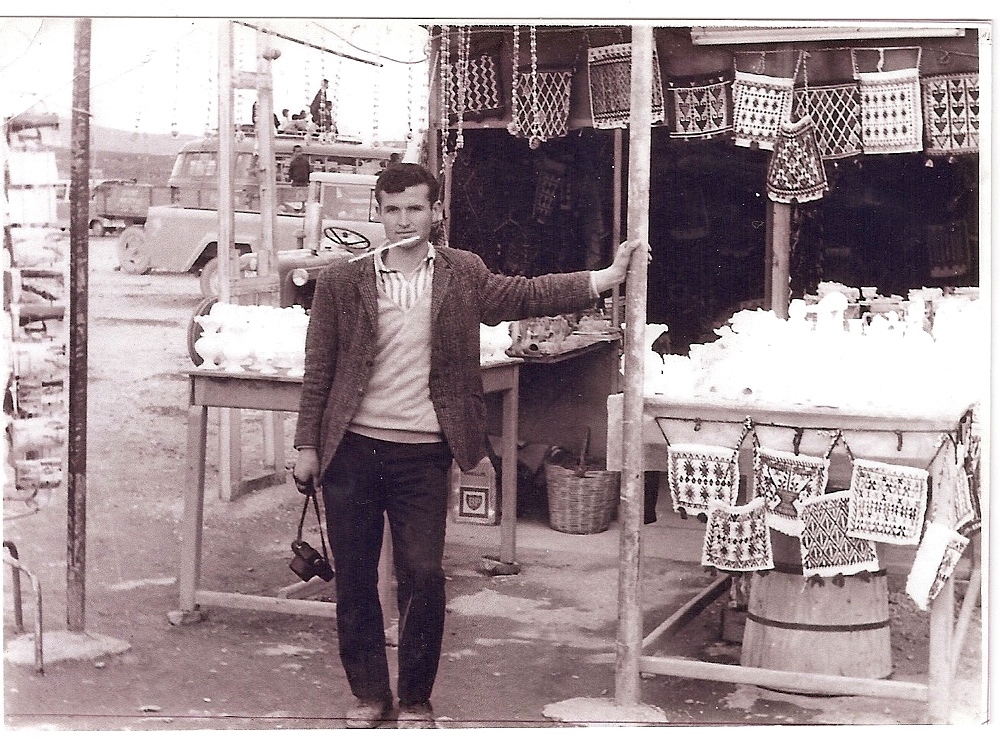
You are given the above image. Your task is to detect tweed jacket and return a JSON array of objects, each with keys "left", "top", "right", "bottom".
[{"left": 294, "top": 245, "right": 596, "bottom": 476}]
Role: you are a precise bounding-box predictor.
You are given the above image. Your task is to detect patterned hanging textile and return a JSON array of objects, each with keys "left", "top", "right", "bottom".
[
  {"left": 731, "top": 70, "right": 795, "bottom": 150},
  {"left": 701, "top": 497, "right": 774, "bottom": 572},
  {"left": 905, "top": 521, "right": 969, "bottom": 611},
  {"left": 853, "top": 46, "right": 923, "bottom": 155},
  {"left": 921, "top": 72, "right": 980, "bottom": 156},
  {"left": 512, "top": 68, "right": 574, "bottom": 145},
  {"left": 752, "top": 447, "right": 830, "bottom": 536},
  {"left": 928, "top": 437, "right": 981, "bottom": 537},
  {"left": 666, "top": 443, "right": 739, "bottom": 519},
  {"left": 846, "top": 458, "right": 928, "bottom": 545},
  {"left": 532, "top": 157, "right": 567, "bottom": 224},
  {"left": 766, "top": 114, "right": 828, "bottom": 204},
  {"left": 792, "top": 84, "right": 863, "bottom": 159},
  {"left": 798, "top": 490, "right": 880, "bottom": 578},
  {"left": 587, "top": 42, "right": 665, "bottom": 129},
  {"left": 447, "top": 52, "right": 502, "bottom": 121},
  {"left": 668, "top": 72, "right": 732, "bottom": 140}
]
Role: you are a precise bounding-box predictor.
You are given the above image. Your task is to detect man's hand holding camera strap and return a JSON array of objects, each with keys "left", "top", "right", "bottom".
[{"left": 295, "top": 480, "right": 331, "bottom": 566}]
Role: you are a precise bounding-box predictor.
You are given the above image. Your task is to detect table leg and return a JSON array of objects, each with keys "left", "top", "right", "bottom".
[
  {"left": 499, "top": 379, "right": 518, "bottom": 565},
  {"left": 218, "top": 408, "right": 242, "bottom": 502},
  {"left": 179, "top": 404, "right": 208, "bottom": 613}
]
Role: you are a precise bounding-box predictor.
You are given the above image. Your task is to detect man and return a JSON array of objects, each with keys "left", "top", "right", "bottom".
[
  {"left": 293, "top": 163, "right": 645, "bottom": 729},
  {"left": 288, "top": 145, "right": 310, "bottom": 187},
  {"left": 310, "top": 78, "right": 329, "bottom": 132}
]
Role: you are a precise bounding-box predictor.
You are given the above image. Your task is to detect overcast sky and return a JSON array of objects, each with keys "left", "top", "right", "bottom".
[{"left": 1, "top": 18, "right": 428, "bottom": 143}]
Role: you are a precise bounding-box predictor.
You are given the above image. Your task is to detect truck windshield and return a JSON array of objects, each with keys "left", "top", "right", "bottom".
[{"left": 321, "top": 184, "right": 378, "bottom": 223}]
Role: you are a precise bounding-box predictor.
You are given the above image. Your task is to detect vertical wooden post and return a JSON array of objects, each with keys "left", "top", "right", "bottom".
[
  {"left": 768, "top": 202, "right": 791, "bottom": 319},
  {"left": 217, "top": 21, "right": 241, "bottom": 500},
  {"left": 66, "top": 17, "right": 92, "bottom": 633},
  {"left": 615, "top": 25, "right": 653, "bottom": 708}
]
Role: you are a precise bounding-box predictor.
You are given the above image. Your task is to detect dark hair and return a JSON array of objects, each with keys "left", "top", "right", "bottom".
[
  {"left": 375, "top": 163, "right": 439, "bottom": 204},
  {"left": 292, "top": 145, "right": 302, "bottom": 152}
]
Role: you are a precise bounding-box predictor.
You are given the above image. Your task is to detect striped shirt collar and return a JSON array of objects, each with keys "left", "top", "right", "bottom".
[{"left": 374, "top": 242, "right": 435, "bottom": 274}]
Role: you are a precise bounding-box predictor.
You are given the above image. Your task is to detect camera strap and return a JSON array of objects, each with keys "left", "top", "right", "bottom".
[{"left": 296, "top": 488, "right": 331, "bottom": 563}]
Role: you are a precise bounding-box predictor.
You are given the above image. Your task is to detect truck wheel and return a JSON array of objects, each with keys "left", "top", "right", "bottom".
[
  {"left": 198, "top": 257, "right": 222, "bottom": 298},
  {"left": 89, "top": 220, "right": 106, "bottom": 238},
  {"left": 187, "top": 296, "right": 218, "bottom": 366},
  {"left": 118, "top": 226, "right": 151, "bottom": 274},
  {"left": 198, "top": 252, "right": 251, "bottom": 299}
]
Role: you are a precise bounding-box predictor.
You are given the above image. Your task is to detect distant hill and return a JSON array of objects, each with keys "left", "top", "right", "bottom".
[{"left": 46, "top": 116, "right": 197, "bottom": 183}]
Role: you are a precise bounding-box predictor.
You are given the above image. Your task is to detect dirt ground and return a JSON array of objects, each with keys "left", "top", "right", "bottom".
[{"left": 2, "top": 236, "right": 988, "bottom": 732}]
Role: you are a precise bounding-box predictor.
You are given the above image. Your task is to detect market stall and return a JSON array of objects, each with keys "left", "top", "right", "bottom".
[{"left": 606, "top": 287, "right": 984, "bottom": 722}]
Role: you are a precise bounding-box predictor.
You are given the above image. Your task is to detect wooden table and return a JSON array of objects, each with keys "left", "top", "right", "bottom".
[
  {"left": 174, "top": 360, "right": 522, "bottom": 622},
  {"left": 606, "top": 392, "right": 977, "bottom": 723}
]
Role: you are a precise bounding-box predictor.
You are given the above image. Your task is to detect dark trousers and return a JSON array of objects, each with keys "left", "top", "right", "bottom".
[{"left": 321, "top": 431, "right": 452, "bottom": 706}]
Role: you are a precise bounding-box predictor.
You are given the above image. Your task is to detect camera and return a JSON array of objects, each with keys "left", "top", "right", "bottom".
[{"left": 289, "top": 539, "right": 334, "bottom": 582}]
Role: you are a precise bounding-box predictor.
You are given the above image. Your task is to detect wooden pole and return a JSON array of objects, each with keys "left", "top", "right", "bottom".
[
  {"left": 218, "top": 21, "right": 235, "bottom": 305},
  {"left": 611, "top": 128, "right": 623, "bottom": 332},
  {"left": 615, "top": 25, "right": 653, "bottom": 708},
  {"left": 66, "top": 17, "right": 92, "bottom": 633},
  {"left": 217, "top": 21, "right": 241, "bottom": 500},
  {"left": 254, "top": 29, "right": 280, "bottom": 294},
  {"left": 768, "top": 202, "right": 792, "bottom": 319}
]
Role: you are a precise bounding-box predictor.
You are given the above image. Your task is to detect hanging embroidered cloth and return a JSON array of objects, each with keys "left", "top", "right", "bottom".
[
  {"left": 905, "top": 521, "right": 969, "bottom": 611},
  {"left": 512, "top": 68, "right": 574, "bottom": 146},
  {"left": 928, "top": 438, "right": 981, "bottom": 537},
  {"left": 701, "top": 497, "right": 774, "bottom": 572},
  {"left": 856, "top": 68, "right": 923, "bottom": 154},
  {"left": 922, "top": 72, "right": 980, "bottom": 156},
  {"left": 668, "top": 72, "right": 732, "bottom": 140},
  {"left": 752, "top": 447, "right": 830, "bottom": 536},
  {"left": 847, "top": 458, "right": 928, "bottom": 545},
  {"left": 731, "top": 70, "right": 795, "bottom": 150},
  {"left": 792, "top": 84, "right": 863, "bottom": 159},
  {"left": 766, "top": 115, "right": 828, "bottom": 204},
  {"left": 447, "top": 52, "right": 503, "bottom": 121},
  {"left": 666, "top": 443, "right": 739, "bottom": 519},
  {"left": 798, "top": 490, "right": 880, "bottom": 578},
  {"left": 587, "top": 42, "right": 665, "bottom": 129}
]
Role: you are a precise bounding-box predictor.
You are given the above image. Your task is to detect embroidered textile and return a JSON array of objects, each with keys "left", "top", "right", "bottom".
[
  {"left": 792, "top": 84, "right": 863, "bottom": 159},
  {"left": 905, "top": 521, "right": 969, "bottom": 611},
  {"left": 587, "top": 42, "right": 665, "bottom": 129},
  {"left": 922, "top": 73, "right": 980, "bottom": 155},
  {"left": 668, "top": 73, "right": 732, "bottom": 140},
  {"left": 701, "top": 497, "right": 774, "bottom": 572},
  {"left": 512, "top": 68, "right": 574, "bottom": 145},
  {"left": 731, "top": 71, "right": 794, "bottom": 150},
  {"left": 752, "top": 447, "right": 829, "bottom": 536},
  {"left": 447, "top": 52, "right": 502, "bottom": 120},
  {"left": 926, "top": 220, "right": 970, "bottom": 279},
  {"left": 532, "top": 157, "right": 567, "bottom": 224},
  {"left": 929, "top": 439, "right": 980, "bottom": 537},
  {"left": 857, "top": 68, "right": 923, "bottom": 154},
  {"left": 667, "top": 443, "right": 739, "bottom": 519},
  {"left": 766, "top": 115, "right": 828, "bottom": 204},
  {"left": 798, "top": 490, "right": 879, "bottom": 578},
  {"left": 847, "top": 458, "right": 928, "bottom": 545}
]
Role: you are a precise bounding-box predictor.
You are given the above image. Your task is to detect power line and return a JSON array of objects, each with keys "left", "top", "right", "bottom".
[{"left": 233, "top": 21, "right": 383, "bottom": 67}]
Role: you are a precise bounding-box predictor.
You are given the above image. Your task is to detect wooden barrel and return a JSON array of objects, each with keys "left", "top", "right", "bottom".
[{"left": 740, "top": 531, "right": 892, "bottom": 684}]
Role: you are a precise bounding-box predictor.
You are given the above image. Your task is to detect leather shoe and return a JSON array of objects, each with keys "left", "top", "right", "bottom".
[
  {"left": 345, "top": 698, "right": 392, "bottom": 729},
  {"left": 397, "top": 701, "right": 435, "bottom": 729}
]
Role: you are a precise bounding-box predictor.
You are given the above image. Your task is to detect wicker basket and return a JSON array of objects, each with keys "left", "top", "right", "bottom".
[{"left": 545, "top": 463, "right": 620, "bottom": 535}]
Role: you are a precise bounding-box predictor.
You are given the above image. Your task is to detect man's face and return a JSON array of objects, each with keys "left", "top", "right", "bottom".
[{"left": 376, "top": 184, "right": 441, "bottom": 245}]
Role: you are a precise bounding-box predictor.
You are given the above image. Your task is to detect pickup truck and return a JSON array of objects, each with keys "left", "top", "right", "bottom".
[
  {"left": 85, "top": 179, "right": 172, "bottom": 236},
  {"left": 118, "top": 171, "right": 385, "bottom": 298}
]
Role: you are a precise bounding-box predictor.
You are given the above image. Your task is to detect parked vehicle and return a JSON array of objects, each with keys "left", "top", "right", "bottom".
[
  {"left": 115, "top": 133, "right": 396, "bottom": 278},
  {"left": 86, "top": 179, "right": 172, "bottom": 236}
]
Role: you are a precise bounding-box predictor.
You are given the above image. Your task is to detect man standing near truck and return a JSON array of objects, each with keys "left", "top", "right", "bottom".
[{"left": 288, "top": 145, "right": 311, "bottom": 187}]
